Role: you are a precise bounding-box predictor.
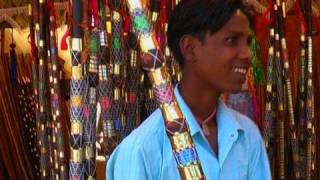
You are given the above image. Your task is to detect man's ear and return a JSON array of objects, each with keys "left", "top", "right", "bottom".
[{"left": 179, "top": 35, "right": 197, "bottom": 64}]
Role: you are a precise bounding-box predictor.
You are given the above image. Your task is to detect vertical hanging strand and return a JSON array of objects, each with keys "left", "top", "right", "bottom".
[
  {"left": 48, "top": 1, "right": 68, "bottom": 179},
  {"left": 32, "top": 0, "right": 42, "bottom": 177},
  {"left": 273, "top": 2, "right": 286, "bottom": 179},
  {"left": 28, "top": 4, "right": 41, "bottom": 177},
  {"left": 109, "top": 0, "right": 124, "bottom": 144},
  {"left": 97, "top": 0, "right": 114, "bottom": 156},
  {"left": 295, "top": 1, "right": 307, "bottom": 178},
  {"left": 305, "top": 0, "right": 315, "bottom": 179},
  {"left": 125, "top": 30, "right": 141, "bottom": 138},
  {"left": 84, "top": 0, "right": 99, "bottom": 178},
  {"left": 264, "top": 18, "right": 275, "bottom": 176},
  {"left": 47, "top": 0, "right": 58, "bottom": 178},
  {"left": 70, "top": 0, "right": 85, "bottom": 179},
  {"left": 126, "top": 0, "right": 205, "bottom": 179},
  {"left": 45, "top": 4, "right": 55, "bottom": 178},
  {"left": 37, "top": 0, "right": 49, "bottom": 178},
  {"left": 276, "top": 0, "right": 300, "bottom": 179}
]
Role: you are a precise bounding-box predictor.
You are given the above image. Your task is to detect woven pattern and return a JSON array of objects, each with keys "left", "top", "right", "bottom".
[{"left": 84, "top": 26, "right": 99, "bottom": 178}]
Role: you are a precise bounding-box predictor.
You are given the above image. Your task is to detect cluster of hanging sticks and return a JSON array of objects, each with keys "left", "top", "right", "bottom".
[
  {"left": 66, "top": 0, "right": 197, "bottom": 178},
  {"left": 28, "top": 0, "right": 67, "bottom": 179},
  {"left": 263, "top": 0, "right": 316, "bottom": 179}
]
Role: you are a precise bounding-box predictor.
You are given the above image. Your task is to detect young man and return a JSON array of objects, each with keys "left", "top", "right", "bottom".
[{"left": 107, "top": 0, "right": 271, "bottom": 179}]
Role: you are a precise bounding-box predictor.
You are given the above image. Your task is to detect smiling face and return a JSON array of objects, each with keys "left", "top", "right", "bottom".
[{"left": 185, "top": 9, "right": 251, "bottom": 93}]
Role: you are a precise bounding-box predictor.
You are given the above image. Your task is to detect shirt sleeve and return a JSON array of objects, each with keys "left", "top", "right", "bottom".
[
  {"left": 248, "top": 131, "right": 272, "bottom": 180},
  {"left": 106, "top": 140, "right": 151, "bottom": 180}
]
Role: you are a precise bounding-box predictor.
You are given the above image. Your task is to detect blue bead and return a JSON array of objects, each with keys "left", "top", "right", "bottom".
[{"left": 175, "top": 147, "right": 198, "bottom": 166}]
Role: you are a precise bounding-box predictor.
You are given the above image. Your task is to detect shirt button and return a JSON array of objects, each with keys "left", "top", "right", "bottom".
[{"left": 231, "top": 134, "right": 234, "bottom": 137}]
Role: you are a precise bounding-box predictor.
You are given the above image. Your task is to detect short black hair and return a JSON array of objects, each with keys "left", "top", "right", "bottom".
[{"left": 167, "top": 0, "right": 252, "bottom": 66}]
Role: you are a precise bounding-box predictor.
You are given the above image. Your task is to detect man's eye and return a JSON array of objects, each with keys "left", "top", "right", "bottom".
[{"left": 226, "top": 36, "right": 238, "bottom": 45}]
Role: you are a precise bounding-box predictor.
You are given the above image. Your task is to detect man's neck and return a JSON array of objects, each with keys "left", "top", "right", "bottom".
[{"left": 178, "top": 76, "right": 220, "bottom": 123}]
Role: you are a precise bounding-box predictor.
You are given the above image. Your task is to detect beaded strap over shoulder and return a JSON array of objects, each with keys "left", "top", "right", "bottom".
[{"left": 126, "top": 0, "right": 205, "bottom": 179}]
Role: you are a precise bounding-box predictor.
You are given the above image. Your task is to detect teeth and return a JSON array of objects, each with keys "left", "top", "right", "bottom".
[{"left": 232, "top": 67, "right": 247, "bottom": 75}]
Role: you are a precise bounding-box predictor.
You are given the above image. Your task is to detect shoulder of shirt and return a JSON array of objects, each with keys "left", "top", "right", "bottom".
[
  {"left": 225, "top": 105, "right": 262, "bottom": 139},
  {"left": 116, "top": 108, "right": 164, "bottom": 151}
]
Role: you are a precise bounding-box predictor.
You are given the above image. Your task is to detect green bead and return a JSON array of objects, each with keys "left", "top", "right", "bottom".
[
  {"left": 112, "top": 38, "right": 121, "bottom": 49},
  {"left": 90, "top": 38, "right": 99, "bottom": 53},
  {"left": 133, "top": 15, "right": 149, "bottom": 32}
]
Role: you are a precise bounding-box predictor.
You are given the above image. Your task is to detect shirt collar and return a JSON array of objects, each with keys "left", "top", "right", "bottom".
[
  {"left": 173, "top": 85, "right": 243, "bottom": 137},
  {"left": 216, "top": 98, "right": 244, "bottom": 138}
]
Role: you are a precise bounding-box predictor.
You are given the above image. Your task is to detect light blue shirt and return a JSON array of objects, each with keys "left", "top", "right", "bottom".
[{"left": 107, "top": 87, "right": 271, "bottom": 180}]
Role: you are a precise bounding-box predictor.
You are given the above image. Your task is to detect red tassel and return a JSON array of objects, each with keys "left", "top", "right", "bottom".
[
  {"left": 60, "top": 30, "right": 70, "bottom": 50},
  {"left": 160, "top": 0, "right": 167, "bottom": 24},
  {"left": 123, "top": 15, "right": 131, "bottom": 34},
  {"left": 88, "top": 0, "right": 99, "bottom": 28}
]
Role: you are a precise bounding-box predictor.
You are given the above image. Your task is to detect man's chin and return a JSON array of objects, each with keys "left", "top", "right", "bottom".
[{"left": 227, "top": 83, "right": 248, "bottom": 93}]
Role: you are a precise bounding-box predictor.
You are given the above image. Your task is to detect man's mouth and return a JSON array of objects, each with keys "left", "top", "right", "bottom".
[{"left": 232, "top": 67, "right": 248, "bottom": 75}]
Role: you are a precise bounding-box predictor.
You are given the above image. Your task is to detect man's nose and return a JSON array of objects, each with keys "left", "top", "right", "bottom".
[{"left": 239, "top": 43, "right": 252, "bottom": 62}]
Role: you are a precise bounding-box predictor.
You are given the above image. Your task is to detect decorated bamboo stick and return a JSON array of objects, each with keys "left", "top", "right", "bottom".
[
  {"left": 275, "top": 1, "right": 300, "bottom": 179},
  {"left": 305, "top": 0, "right": 316, "bottom": 179},
  {"left": 294, "top": 1, "right": 307, "bottom": 178},
  {"left": 47, "top": 0, "right": 68, "bottom": 178},
  {"left": 109, "top": 0, "right": 124, "bottom": 141},
  {"left": 273, "top": 4, "right": 286, "bottom": 178},
  {"left": 263, "top": 18, "right": 276, "bottom": 169},
  {"left": 84, "top": 0, "right": 100, "bottom": 178},
  {"left": 28, "top": 4, "right": 41, "bottom": 177},
  {"left": 124, "top": 30, "right": 141, "bottom": 138},
  {"left": 126, "top": 0, "right": 205, "bottom": 179},
  {"left": 97, "top": 0, "right": 114, "bottom": 156},
  {"left": 70, "top": 0, "right": 85, "bottom": 179},
  {"left": 46, "top": 2, "right": 58, "bottom": 178},
  {"left": 277, "top": 0, "right": 301, "bottom": 179},
  {"left": 37, "top": 0, "right": 50, "bottom": 178}
]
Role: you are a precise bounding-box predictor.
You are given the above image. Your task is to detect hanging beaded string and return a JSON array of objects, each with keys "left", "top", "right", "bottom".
[
  {"left": 41, "top": 7, "right": 55, "bottom": 178},
  {"left": 97, "top": 0, "right": 115, "bottom": 157},
  {"left": 119, "top": 11, "right": 131, "bottom": 140},
  {"left": 109, "top": 0, "right": 125, "bottom": 143},
  {"left": 123, "top": 30, "right": 141, "bottom": 138},
  {"left": 28, "top": 4, "right": 41, "bottom": 178},
  {"left": 274, "top": 0, "right": 302, "bottom": 178},
  {"left": 126, "top": 0, "right": 205, "bottom": 179},
  {"left": 37, "top": 0, "right": 50, "bottom": 178},
  {"left": 273, "top": 2, "right": 286, "bottom": 179},
  {"left": 84, "top": 0, "right": 100, "bottom": 178},
  {"left": 263, "top": 9, "right": 276, "bottom": 172},
  {"left": 294, "top": 1, "right": 307, "bottom": 178},
  {"left": 47, "top": 0, "right": 68, "bottom": 178},
  {"left": 276, "top": 1, "right": 300, "bottom": 179},
  {"left": 70, "top": 0, "right": 85, "bottom": 179},
  {"left": 305, "top": 0, "right": 316, "bottom": 179}
]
